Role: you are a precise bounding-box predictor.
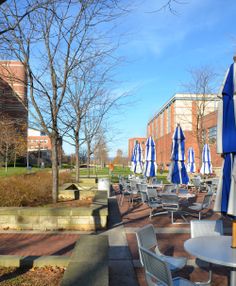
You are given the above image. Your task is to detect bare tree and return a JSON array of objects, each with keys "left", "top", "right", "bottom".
[
  {"left": 182, "top": 66, "right": 218, "bottom": 165},
  {"left": 93, "top": 128, "right": 109, "bottom": 168},
  {"left": 0, "top": 116, "right": 25, "bottom": 171},
  {"left": 0, "top": 0, "right": 127, "bottom": 202}
]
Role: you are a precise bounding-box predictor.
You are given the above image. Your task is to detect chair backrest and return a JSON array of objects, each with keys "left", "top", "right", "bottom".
[
  {"left": 190, "top": 220, "right": 223, "bottom": 238},
  {"left": 163, "top": 184, "right": 176, "bottom": 193},
  {"left": 118, "top": 183, "right": 123, "bottom": 194},
  {"left": 202, "top": 194, "right": 212, "bottom": 209},
  {"left": 130, "top": 180, "right": 139, "bottom": 194},
  {"left": 139, "top": 246, "right": 173, "bottom": 286},
  {"left": 161, "top": 194, "right": 179, "bottom": 211},
  {"left": 139, "top": 183, "right": 147, "bottom": 192},
  {"left": 136, "top": 224, "right": 161, "bottom": 265},
  {"left": 192, "top": 177, "right": 201, "bottom": 187},
  {"left": 211, "top": 178, "right": 219, "bottom": 186},
  {"left": 140, "top": 191, "right": 148, "bottom": 203},
  {"left": 146, "top": 187, "right": 158, "bottom": 199}
]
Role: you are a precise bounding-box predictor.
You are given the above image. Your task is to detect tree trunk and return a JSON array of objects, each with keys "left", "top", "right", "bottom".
[
  {"left": 14, "top": 151, "right": 16, "bottom": 168},
  {"left": 87, "top": 141, "right": 91, "bottom": 177},
  {"left": 5, "top": 144, "right": 8, "bottom": 173},
  {"left": 37, "top": 148, "right": 40, "bottom": 168},
  {"left": 51, "top": 137, "right": 59, "bottom": 203},
  {"left": 75, "top": 138, "right": 80, "bottom": 183}
]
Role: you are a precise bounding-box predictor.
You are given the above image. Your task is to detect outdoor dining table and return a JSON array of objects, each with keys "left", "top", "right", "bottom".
[
  {"left": 184, "top": 235, "right": 236, "bottom": 286},
  {"left": 147, "top": 183, "right": 163, "bottom": 189},
  {"left": 159, "top": 189, "right": 196, "bottom": 199}
]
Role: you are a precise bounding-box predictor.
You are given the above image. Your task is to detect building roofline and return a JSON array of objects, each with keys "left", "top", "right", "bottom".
[{"left": 148, "top": 93, "right": 219, "bottom": 124}]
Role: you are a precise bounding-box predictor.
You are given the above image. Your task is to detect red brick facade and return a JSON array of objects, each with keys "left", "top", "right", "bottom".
[
  {"left": 0, "top": 61, "right": 27, "bottom": 126},
  {"left": 202, "top": 110, "right": 222, "bottom": 168},
  {"left": 130, "top": 94, "right": 221, "bottom": 171},
  {"left": 28, "top": 130, "right": 52, "bottom": 152}
]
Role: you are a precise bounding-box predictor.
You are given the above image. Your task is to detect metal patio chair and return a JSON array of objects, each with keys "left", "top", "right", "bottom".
[
  {"left": 187, "top": 193, "right": 213, "bottom": 220},
  {"left": 139, "top": 246, "right": 196, "bottom": 286},
  {"left": 137, "top": 183, "right": 148, "bottom": 203},
  {"left": 161, "top": 193, "right": 190, "bottom": 224},
  {"left": 146, "top": 187, "right": 167, "bottom": 218},
  {"left": 118, "top": 181, "right": 131, "bottom": 206},
  {"left": 136, "top": 224, "right": 187, "bottom": 272}
]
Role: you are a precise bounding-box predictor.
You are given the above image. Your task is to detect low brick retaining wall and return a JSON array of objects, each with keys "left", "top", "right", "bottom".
[{"left": 0, "top": 191, "right": 108, "bottom": 231}]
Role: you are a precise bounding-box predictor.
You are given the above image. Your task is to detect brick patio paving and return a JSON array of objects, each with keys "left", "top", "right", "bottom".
[
  {"left": 114, "top": 186, "right": 232, "bottom": 286},
  {"left": 0, "top": 233, "right": 80, "bottom": 256}
]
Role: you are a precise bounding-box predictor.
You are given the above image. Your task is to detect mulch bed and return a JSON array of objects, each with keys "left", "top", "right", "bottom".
[{"left": 0, "top": 266, "right": 64, "bottom": 286}]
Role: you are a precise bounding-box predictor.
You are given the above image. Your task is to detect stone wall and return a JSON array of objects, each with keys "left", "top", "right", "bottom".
[{"left": 0, "top": 191, "right": 108, "bottom": 231}]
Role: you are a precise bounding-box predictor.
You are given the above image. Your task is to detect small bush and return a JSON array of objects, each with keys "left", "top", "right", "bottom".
[{"left": 0, "top": 171, "right": 72, "bottom": 207}]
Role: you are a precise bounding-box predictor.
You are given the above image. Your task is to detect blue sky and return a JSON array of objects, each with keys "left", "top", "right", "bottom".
[
  {"left": 63, "top": 1, "right": 236, "bottom": 157},
  {"left": 106, "top": 0, "right": 236, "bottom": 157}
]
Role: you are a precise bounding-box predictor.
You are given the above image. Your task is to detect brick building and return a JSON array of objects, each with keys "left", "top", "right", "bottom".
[
  {"left": 146, "top": 93, "right": 221, "bottom": 170},
  {"left": 27, "top": 128, "right": 52, "bottom": 166},
  {"left": 202, "top": 110, "right": 222, "bottom": 168},
  {"left": 128, "top": 137, "right": 147, "bottom": 159},
  {"left": 0, "top": 60, "right": 27, "bottom": 125},
  {"left": 28, "top": 128, "right": 52, "bottom": 152}
]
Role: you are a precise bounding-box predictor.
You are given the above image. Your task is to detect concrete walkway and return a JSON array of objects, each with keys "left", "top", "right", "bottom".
[{"left": 104, "top": 195, "right": 139, "bottom": 286}]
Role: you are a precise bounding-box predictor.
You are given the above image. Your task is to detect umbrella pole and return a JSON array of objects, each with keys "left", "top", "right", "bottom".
[
  {"left": 176, "top": 184, "right": 179, "bottom": 195},
  {"left": 232, "top": 220, "right": 236, "bottom": 248}
]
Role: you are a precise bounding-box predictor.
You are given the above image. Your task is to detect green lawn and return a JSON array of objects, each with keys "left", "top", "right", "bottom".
[
  {"left": 0, "top": 167, "right": 50, "bottom": 177},
  {"left": 0, "top": 165, "right": 169, "bottom": 183},
  {"left": 78, "top": 166, "right": 169, "bottom": 183}
]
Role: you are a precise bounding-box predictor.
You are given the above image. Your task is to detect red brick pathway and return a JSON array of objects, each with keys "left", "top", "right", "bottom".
[{"left": 0, "top": 234, "right": 80, "bottom": 256}]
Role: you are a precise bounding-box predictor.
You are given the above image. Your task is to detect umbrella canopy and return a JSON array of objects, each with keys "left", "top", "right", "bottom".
[
  {"left": 168, "top": 125, "right": 189, "bottom": 184},
  {"left": 130, "top": 143, "right": 143, "bottom": 174},
  {"left": 200, "top": 144, "right": 213, "bottom": 175},
  {"left": 214, "top": 59, "right": 236, "bottom": 217},
  {"left": 187, "top": 147, "right": 196, "bottom": 173},
  {"left": 143, "top": 136, "right": 157, "bottom": 177}
]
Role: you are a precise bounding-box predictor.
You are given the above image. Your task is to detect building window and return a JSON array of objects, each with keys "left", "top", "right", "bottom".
[{"left": 208, "top": 126, "right": 217, "bottom": 143}]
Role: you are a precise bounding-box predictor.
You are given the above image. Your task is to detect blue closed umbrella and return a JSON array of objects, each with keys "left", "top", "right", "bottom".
[
  {"left": 215, "top": 59, "right": 236, "bottom": 217},
  {"left": 143, "top": 136, "right": 157, "bottom": 178},
  {"left": 187, "top": 147, "right": 196, "bottom": 173},
  {"left": 130, "top": 142, "right": 143, "bottom": 174},
  {"left": 200, "top": 144, "right": 212, "bottom": 175},
  {"left": 168, "top": 125, "right": 189, "bottom": 184}
]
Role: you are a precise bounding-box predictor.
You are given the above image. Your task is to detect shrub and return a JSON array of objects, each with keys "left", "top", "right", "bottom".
[{"left": 0, "top": 171, "right": 72, "bottom": 207}]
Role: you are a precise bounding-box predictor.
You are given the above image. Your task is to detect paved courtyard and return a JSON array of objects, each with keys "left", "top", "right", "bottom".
[
  {"left": 112, "top": 185, "right": 232, "bottom": 286},
  {"left": 0, "top": 233, "right": 80, "bottom": 256},
  {"left": 0, "top": 186, "right": 232, "bottom": 286}
]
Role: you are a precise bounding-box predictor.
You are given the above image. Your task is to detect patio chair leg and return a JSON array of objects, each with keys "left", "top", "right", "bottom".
[
  {"left": 195, "top": 269, "right": 212, "bottom": 285},
  {"left": 171, "top": 211, "right": 174, "bottom": 224},
  {"left": 171, "top": 211, "right": 189, "bottom": 225},
  {"left": 120, "top": 195, "right": 124, "bottom": 206},
  {"left": 149, "top": 210, "right": 152, "bottom": 219}
]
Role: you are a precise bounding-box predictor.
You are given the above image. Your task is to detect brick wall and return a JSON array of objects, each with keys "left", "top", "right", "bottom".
[
  {"left": 145, "top": 95, "right": 221, "bottom": 171},
  {"left": 0, "top": 61, "right": 27, "bottom": 126}
]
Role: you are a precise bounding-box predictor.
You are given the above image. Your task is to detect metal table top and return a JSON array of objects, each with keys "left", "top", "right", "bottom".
[{"left": 184, "top": 235, "right": 236, "bottom": 268}]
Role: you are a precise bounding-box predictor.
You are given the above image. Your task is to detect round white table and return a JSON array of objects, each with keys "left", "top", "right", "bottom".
[{"left": 184, "top": 236, "right": 236, "bottom": 286}]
